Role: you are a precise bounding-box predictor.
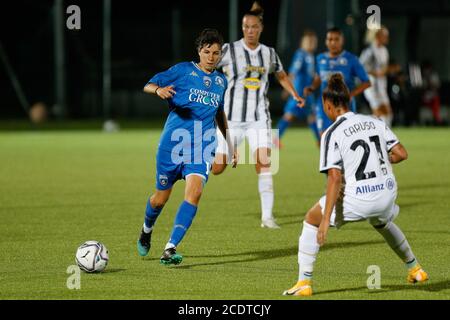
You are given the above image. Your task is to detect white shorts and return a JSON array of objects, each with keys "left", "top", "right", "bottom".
[
  {"left": 364, "top": 78, "right": 390, "bottom": 110},
  {"left": 319, "top": 195, "right": 399, "bottom": 229},
  {"left": 216, "top": 120, "right": 272, "bottom": 156}
]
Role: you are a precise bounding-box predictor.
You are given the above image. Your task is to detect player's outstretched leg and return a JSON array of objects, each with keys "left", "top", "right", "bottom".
[
  {"left": 138, "top": 190, "right": 170, "bottom": 257},
  {"left": 284, "top": 203, "right": 322, "bottom": 296},
  {"left": 160, "top": 175, "right": 203, "bottom": 265},
  {"left": 373, "top": 221, "right": 429, "bottom": 283}
]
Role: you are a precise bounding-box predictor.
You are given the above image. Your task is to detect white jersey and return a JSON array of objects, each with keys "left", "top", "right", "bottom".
[
  {"left": 360, "top": 44, "right": 389, "bottom": 95},
  {"left": 320, "top": 112, "right": 400, "bottom": 215},
  {"left": 218, "top": 39, "right": 284, "bottom": 123}
]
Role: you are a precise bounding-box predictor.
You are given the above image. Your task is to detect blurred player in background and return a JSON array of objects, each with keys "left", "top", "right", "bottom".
[
  {"left": 421, "top": 60, "right": 443, "bottom": 125},
  {"left": 283, "top": 74, "right": 428, "bottom": 297},
  {"left": 304, "top": 27, "right": 371, "bottom": 136},
  {"left": 360, "top": 26, "right": 393, "bottom": 126},
  {"left": 274, "top": 30, "right": 320, "bottom": 148},
  {"left": 137, "top": 29, "right": 238, "bottom": 265},
  {"left": 212, "top": 1, "right": 304, "bottom": 229}
]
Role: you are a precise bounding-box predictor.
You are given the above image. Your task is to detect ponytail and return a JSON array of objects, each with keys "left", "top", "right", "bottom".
[{"left": 322, "top": 73, "right": 350, "bottom": 108}]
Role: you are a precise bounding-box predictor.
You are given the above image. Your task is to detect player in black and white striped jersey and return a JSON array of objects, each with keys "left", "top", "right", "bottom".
[
  {"left": 283, "top": 73, "right": 428, "bottom": 297},
  {"left": 212, "top": 1, "right": 304, "bottom": 229},
  {"left": 360, "top": 26, "right": 393, "bottom": 126}
]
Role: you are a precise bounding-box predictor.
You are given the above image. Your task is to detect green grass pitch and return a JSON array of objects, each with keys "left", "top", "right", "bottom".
[{"left": 0, "top": 126, "right": 449, "bottom": 300}]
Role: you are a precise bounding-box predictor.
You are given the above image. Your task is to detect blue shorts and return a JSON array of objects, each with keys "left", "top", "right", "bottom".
[
  {"left": 316, "top": 98, "right": 356, "bottom": 133},
  {"left": 283, "top": 96, "right": 315, "bottom": 119},
  {"left": 155, "top": 149, "right": 212, "bottom": 190}
]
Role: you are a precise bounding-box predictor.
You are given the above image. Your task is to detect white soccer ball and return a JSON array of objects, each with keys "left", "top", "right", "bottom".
[{"left": 75, "top": 241, "right": 109, "bottom": 273}]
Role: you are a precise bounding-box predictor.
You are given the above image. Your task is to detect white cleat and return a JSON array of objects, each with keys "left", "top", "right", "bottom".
[{"left": 261, "top": 219, "right": 281, "bottom": 229}]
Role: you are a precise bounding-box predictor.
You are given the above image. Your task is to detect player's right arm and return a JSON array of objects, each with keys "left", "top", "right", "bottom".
[
  {"left": 318, "top": 131, "right": 343, "bottom": 245},
  {"left": 143, "top": 63, "right": 182, "bottom": 99},
  {"left": 143, "top": 83, "right": 176, "bottom": 99},
  {"left": 318, "top": 168, "right": 342, "bottom": 246}
]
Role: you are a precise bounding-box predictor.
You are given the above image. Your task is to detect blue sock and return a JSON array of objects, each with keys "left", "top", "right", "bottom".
[
  {"left": 143, "top": 200, "right": 163, "bottom": 232},
  {"left": 277, "top": 118, "right": 291, "bottom": 138},
  {"left": 308, "top": 121, "right": 320, "bottom": 143},
  {"left": 168, "top": 201, "right": 198, "bottom": 247}
]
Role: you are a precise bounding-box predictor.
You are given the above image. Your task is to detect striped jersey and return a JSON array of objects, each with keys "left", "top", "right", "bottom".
[
  {"left": 320, "top": 112, "right": 399, "bottom": 207},
  {"left": 360, "top": 44, "right": 389, "bottom": 92},
  {"left": 218, "top": 39, "right": 284, "bottom": 122}
]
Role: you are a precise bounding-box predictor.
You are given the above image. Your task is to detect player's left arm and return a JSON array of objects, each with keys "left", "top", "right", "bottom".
[
  {"left": 389, "top": 143, "right": 408, "bottom": 164},
  {"left": 276, "top": 70, "right": 305, "bottom": 107},
  {"left": 350, "top": 57, "right": 371, "bottom": 98},
  {"left": 317, "top": 168, "right": 342, "bottom": 246}
]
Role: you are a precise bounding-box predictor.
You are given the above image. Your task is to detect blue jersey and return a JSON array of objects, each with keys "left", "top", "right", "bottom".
[
  {"left": 315, "top": 50, "right": 369, "bottom": 95},
  {"left": 289, "top": 49, "right": 315, "bottom": 105},
  {"left": 148, "top": 62, "right": 227, "bottom": 162}
]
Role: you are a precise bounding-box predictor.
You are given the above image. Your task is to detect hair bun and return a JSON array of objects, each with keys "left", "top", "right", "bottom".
[
  {"left": 329, "top": 73, "right": 344, "bottom": 84},
  {"left": 250, "top": 1, "right": 264, "bottom": 16}
]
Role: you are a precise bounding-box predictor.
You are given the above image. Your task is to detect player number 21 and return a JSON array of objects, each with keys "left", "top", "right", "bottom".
[{"left": 350, "top": 135, "right": 385, "bottom": 181}]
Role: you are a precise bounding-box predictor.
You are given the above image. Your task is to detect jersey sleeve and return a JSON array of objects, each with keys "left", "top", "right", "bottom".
[
  {"left": 383, "top": 124, "right": 400, "bottom": 151},
  {"left": 270, "top": 48, "right": 284, "bottom": 73},
  {"left": 147, "top": 63, "right": 183, "bottom": 88},
  {"left": 319, "top": 131, "right": 343, "bottom": 173},
  {"left": 352, "top": 55, "right": 370, "bottom": 83},
  {"left": 288, "top": 50, "right": 303, "bottom": 75},
  {"left": 217, "top": 43, "right": 230, "bottom": 69}
]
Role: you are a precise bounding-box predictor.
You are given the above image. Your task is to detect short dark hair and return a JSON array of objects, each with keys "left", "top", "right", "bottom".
[
  {"left": 195, "top": 29, "right": 224, "bottom": 52},
  {"left": 322, "top": 73, "right": 350, "bottom": 107},
  {"left": 327, "top": 27, "right": 343, "bottom": 36}
]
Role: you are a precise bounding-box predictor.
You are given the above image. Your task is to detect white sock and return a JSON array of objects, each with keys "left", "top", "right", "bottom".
[
  {"left": 298, "top": 222, "right": 320, "bottom": 280},
  {"left": 164, "top": 242, "right": 176, "bottom": 250},
  {"left": 143, "top": 223, "right": 153, "bottom": 234},
  {"left": 374, "top": 222, "right": 416, "bottom": 265},
  {"left": 258, "top": 172, "right": 274, "bottom": 221}
]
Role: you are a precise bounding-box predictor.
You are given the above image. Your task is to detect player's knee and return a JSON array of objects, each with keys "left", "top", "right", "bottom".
[
  {"left": 305, "top": 208, "right": 321, "bottom": 227},
  {"left": 256, "top": 151, "right": 271, "bottom": 168},
  {"left": 150, "top": 194, "right": 168, "bottom": 209},
  {"left": 185, "top": 188, "right": 203, "bottom": 204},
  {"left": 256, "top": 160, "right": 271, "bottom": 173},
  {"left": 283, "top": 114, "right": 294, "bottom": 122}
]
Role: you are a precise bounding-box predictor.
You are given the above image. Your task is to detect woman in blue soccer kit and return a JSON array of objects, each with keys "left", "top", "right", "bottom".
[
  {"left": 274, "top": 30, "right": 320, "bottom": 147},
  {"left": 304, "top": 27, "right": 371, "bottom": 136},
  {"left": 137, "top": 29, "right": 238, "bottom": 265}
]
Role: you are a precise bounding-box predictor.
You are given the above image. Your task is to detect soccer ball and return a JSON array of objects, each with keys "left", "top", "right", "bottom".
[{"left": 75, "top": 241, "right": 109, "bottom": 273}]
